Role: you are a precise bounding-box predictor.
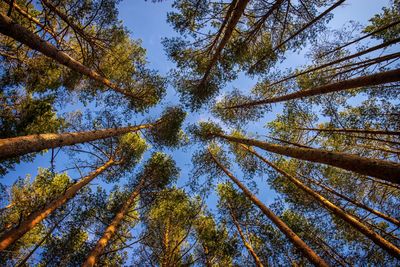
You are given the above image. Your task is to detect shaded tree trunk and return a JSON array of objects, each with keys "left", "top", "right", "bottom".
[
  {"left": 250, "top": 0, "right": 346, "bottom": 73},
  {"left": 82, "top": 179, "right": 144, "bottom": 267},
  {"left": 228, "top": 204, "right": 264, "bottom": 267},
  {"left": 0, "top": 13, "right": 139, "bottom": 100},
  {"left": 0, "top": 159, "right": 115, "bottom": 252},
  {"left": 199, "top": 0, "right": 250, "bottom": 86},
  {"left": 212, "top": 132, "right": 400, "bottom": 184},
  {"left": 208, "top": 148, "right": 329, "bottom": 267},
  {"left": 243, "top": 146, "right": 400, "bottom": 258},
  {"left": 303, "top": 175, "right": 400, "bottom": 227},
  {"left": 0, "top": 123, "right": 154, "bottom": 160}
]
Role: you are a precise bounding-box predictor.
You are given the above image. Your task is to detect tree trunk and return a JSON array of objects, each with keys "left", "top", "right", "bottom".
[
  {"left": 0, "top": 159, "right": 115, "bottom": 252},
  {"left": 208, "top": 148, "right": 329, "bottom": 267},
  {"left": 82, "top": 179, "right": 144, "bottom": 267},
  {"left": 226, "top": 68, "right": 400, "bottom": 108},
  {"left": 0, "top": 123, "right": 154, "bottom": 160},
  {"left": 249, "top": 0, "right": 346, "bottom": 73},
  {"left": 243, "top": 146, "right": 400, "bottom": 258},
  {"left": 16, "top": 211, "right": 69, "bottom": 267},
  {"left": 0, "top": 13, "right": 139, "bottom": 100},
  {"left": 228, "top": 205, "right": 264, "bottom": 267},
  {"left": 303, "top": 175, "right": 400, "bottom": 227},
  {"left": 199, "top": 0, "right": 250, "bottom": 85},
  {"left": 213, "top": 133, "right": 400, "bottom": 184},
  {"left": 257, "top": 36, "right": 400, "bottom": 88},
  {"left": 297, "top": 127, "right": 400, "bottom": 136}
]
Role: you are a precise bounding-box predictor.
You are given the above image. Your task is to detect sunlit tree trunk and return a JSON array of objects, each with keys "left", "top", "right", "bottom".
[
  {"left": 0, "top": 123, "right": 154, "bottom": 160},
  {"left": 0, "top": 14, "right": 139, "bottom": 99},
  {"left": 297, "top": 127, "right": 400, "bottom": 136},
  {"left": 213, "top": 132, "right": 400, "bottom": 184},
  {"left": 243, "top": 146, "right": 400, "bottom": 258},
  {"left": 82, "top": 179, "right": 144, "bottom": 267},
  {"left": 226, "top": 68, "right": 400, "bottom": 108},
  {"left": 208, "top": 148, "right": 329, "bottom": 267},
  {"left": 0, "top": 159, "right": 115, "bottom": 252}
]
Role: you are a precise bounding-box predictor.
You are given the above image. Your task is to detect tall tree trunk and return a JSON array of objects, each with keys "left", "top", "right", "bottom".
[
  {"left": 0, "top": 159, "right": 115, "bottom": 252},
  {"left": 0, "top": 13, "right": 139, "bottom": 100},
  {"left": 16, "top": 211, "right": 69, "bottom": 267},
  {"left": 249, "top": 0, "right": 346, "bottom": 73},
  {"left": 258, "top": 36, "right": 400, "bottom": 88},
  {"left": 228, "top": 204, "right": 264, "bottom": 267},
  {"left": 243, "top": 146, "right": 400, "bottom": 258},
  {"left": 199, "top": 0, "right": 250, "bottom": 86},
  {"left": 82, "top": 179, "right": 144, "bottom": 267},
  {"left": 0, "top": 123, "right": 154, "bottom": 160},
  {"left": 212, "top": 132, "right": 400, "bottom": 184},
  {"left": 297, "top": 127, "right": 400, "bottom": 136},
  {"left": 226, "top": 68, "right": 400, "bottom": 109},
  {"left": 208, "top": 148, "right": 329, "bottom": 267},
  {"left": 303, "top": 175, "right": 400, "bottom": 227}
]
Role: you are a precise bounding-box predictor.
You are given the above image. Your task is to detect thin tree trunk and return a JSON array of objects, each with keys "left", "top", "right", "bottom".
[
  {"left": 0, "top": 13, "right": 139, "bottom": 100},
  {"left": 208, "top": 148, "right": 329, "bottom": 267},
  {"left": 228, "top": 205, "right": 264, "bottom": 267},
  {"left": 225, "top": 68, "right": 400, "bottom": 109},
  {"left": 303, "top": 175, "right": 400, "bottom": 227},
  {"left": 213, "top": 132, "right": 400, "bottom": 184},
  {"left": 16, "top": 211, "right": 69, "bottom": 267},
  {"left": 0, "top": 123, "right": 154, "bottom": 160},
  {"left": 297, "top": 127, "right": 400, "bottom": 136},
  {"left": 0, "top": 159, "right": 115, "bottom": 252},
  {"left": 82, "top": 179, "right": 144, "bottom": 267},
  {"left": 259, "top": 36, "right": 400, "bottom": 88},
  {"left": 249, "top": 0, "right": 346, "bottom": 73},
  {"left": 243, "top": 146, "right": 400, "bottom": 258},
  {"left": 199, "top": 0, "right": 250, "bottom": 86}
]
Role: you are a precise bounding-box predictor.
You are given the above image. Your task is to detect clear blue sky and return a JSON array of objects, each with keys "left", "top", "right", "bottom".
[{"left": 1, "top": 0, "right": 392, "bottom": 237}]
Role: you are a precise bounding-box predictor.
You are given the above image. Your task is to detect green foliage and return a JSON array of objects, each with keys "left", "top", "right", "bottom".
[
  {"left": 146, "top": 107, "right": 187, "bottom": 148},
  {"left": 189, "top": 121, "right": 223, "bottom": 143},
  {"left": 115, "top": 132, "right": 148, "bottom": 170}
]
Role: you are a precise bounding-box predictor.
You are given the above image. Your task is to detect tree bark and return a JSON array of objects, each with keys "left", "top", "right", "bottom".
[
  {"left": 82, "top": 179, "right": 144, "bottom": 267},
  {"left": 228, "top": 205, "right": 264, "bottom": 267},
  {"left": 208, "top": 148, "right": 329, "bottom": 267},
  {"left": 199, "top": 0, "right": 250, "bottom": 86},
  {"left": 0, "top": 13, "right": 139, "bottom": 99},
  {"left": 297, "top": 127, "right": 400, "bottom": 136},
  {"left": 249, "top": 0, "right": 346, "bottom": 73},
  {"left": 213, "top": 132, "right": 400, "bottom": 184},
  {"left": 243, "top": 146, "right": 400, "bottom": 258},
  {"left": 303, "top": 175, "right": 400, "bottom": 227},
  {"left": 0, "top": 159, "right": 115, "bottom": 252},
  {"left": 226, "top": 68, "right": 400, "bottom": 109},
  {"left": 0, "top": 123, "right": 154, "bottom": 160}
]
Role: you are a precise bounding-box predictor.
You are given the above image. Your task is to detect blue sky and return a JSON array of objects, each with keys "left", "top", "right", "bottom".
[
  {"left": 1, "top": 0, "right": 391, "bottom": 207},
  {"left": 0, "top": 0, "right": 394, "bottom": 254}
]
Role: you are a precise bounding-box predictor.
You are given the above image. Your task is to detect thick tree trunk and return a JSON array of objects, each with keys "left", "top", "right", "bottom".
[
  {"left": 298, "top": 127, "right": 400, "bottom": 136},
  {"left": 208, "top": 149, "right": 329, "bottom": 267},
  {"left": 228, "top": 206, "right": 264, "bottom": 267},
  {"left": 226, "top": 68, "right": 400, "bottom": 109},
  {"left": 0, "top": 159, "right": 115, "bottom": 252},
  {"left": 0, "top": 123, "right": 153, "bottom": 160},
  {"left": 304, "top": 175, "right": 400, "bottom": 227},
  {"left": 244, "top": 146, "right": 400, "bottom": 258},
  {"left": 213, "top": 133, "right": 400, "bottom": 184},
  {"left": 199, "top": 0, "right": 250, "bottom": 85},
  {"left": 82, "top": 179, "right": 144, "bottom": 267},
  {"left": 0, "top": 13, "right": 138, "bottom": 99}
]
